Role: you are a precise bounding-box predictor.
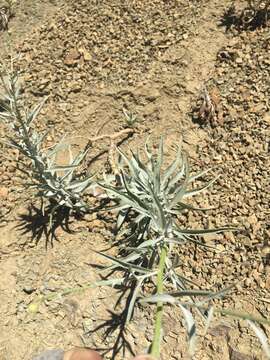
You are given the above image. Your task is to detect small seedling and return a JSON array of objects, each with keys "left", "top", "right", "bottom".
[{"left": 123, "top": 108, "right": 138, "bottom": 128}]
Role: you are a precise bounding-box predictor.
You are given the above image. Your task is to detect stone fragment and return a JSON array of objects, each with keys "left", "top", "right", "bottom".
[
  {"left": 64, "top": 49, "right": 81, "bottom": 66},
  {"left": 0, "top": 186, "right": 8, "bottom": 199}
]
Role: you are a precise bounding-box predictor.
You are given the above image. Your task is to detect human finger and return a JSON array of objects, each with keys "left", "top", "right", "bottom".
[{"left": 63, "top": 348, "right": 102, "bottom": 360}]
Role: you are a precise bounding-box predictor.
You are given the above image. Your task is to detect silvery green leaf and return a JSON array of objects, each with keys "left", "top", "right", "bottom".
[
  {"left": 72, "top": 147, "right": 89, "bottom": 166},
  {"left": 0, "top": 93, "right": 13, "bottom": 106},
  {"left": 174, "top": 226, "right": 236, "bottom": 235},
  {"left": 148, "top": 183, "right": 166, "bottom": 230},
  {"left": 144, "top": 139, "right": 153, "bottom": 161},
  {"left": 27, "top": 97, "right": 47, "bottom": 126},
  {"left": 197, "top": 283, "right": 238, "bottom": 306},
  {"left": 116, "top": 208, "right": 130, "bottom": 231},
  {"left": 14, "top": 83, "right": 21, "bottom": 98},
  {"left": 126, "top": 278, "right": 143, "bottom": 322},
  {"left": 171, "top": 201, "right": 214, "bottom": 213},
  {"left": 173, "top": 273, "right": 200, "bottom": 288},
  {"left": 168, "top": 181, "right": 187, "bottom": 207},
  {"left": 4, "top": 139, "right": 26, "bottom": 153},
  {"left": 47, "top": 142, "right": 69, "bottom": 157},
  {"left": 168, "top": 290, "right": 214, "bottom": 297},
  {"left": 247, "top": 321, "right": 270, "bottom": 358},
  {"left": 184, "top": 175, "right": 220, "bottom": 198},
  {"left": 168, "top": 157, "right": 190, "bottom": 209},
  {"left": 166, "top": 152, "right": 188, "bottom": 192},
  {"left": 100, "top": 182, "right": 151, "bottom": 217},
  {"left": 95, "top": 251, "right": 152, "bottom": 274},
  {"left": 67, "top": 177, "right": 94, "bottom": 193},
  {"left": 140, "top": 294, "right": 177, "bottom": 305},
  {"left": 188, "top": 168, "right": 213, "bottom": 183},
  {"left": 170, "top": 231, "right": 216, "bottom": 249},
  {"left": 112, "top": 251, "right": 142, "bottom": 267},
  {"left": 103, "top": 203, "right": 131, "bottom": 213},
  {"left": 153, "top": 137, "right": 163, "bottom": 192},
  {"left": 45, "top": 178, "right": 61, "bottom": 191},
  {"left": 164, "top": 237, "right": 187, "bottom": 246},
  {"left": 179, "top": 304, "right": 196, "bottom": 356},
  {"left": 162, "top": 147, "right": 182, "bottom": 189},
  {"left": 116, "top": 147, "right": 137, "bottom": 178},
  {"left": 123, "top": 246, "right": 147, "bottom": 254},
  {"left": 137, "top": 237, "right": 162, "bottom": 249},
  {"left": 94, "top": 276, "right": 126, "bottom": 287},
  {"left": 130, "top": 150, "right": 152, "bottom": 181},
  {"left": 47, "top": 164, "right": 79, "bottom": 172}
]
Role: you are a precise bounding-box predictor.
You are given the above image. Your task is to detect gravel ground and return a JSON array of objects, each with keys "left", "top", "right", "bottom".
[{"left": 0, "top": 0, "right": 269, "bottom": 359}]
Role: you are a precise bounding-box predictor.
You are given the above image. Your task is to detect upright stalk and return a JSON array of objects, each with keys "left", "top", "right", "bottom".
[{"left": 150, "top": 244, "right": 168, "bottom": 358}]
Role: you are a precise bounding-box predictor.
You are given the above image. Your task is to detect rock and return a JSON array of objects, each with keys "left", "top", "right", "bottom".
[
  {"left": 0, "top": 186, "right": 8, "bottom": 199},
  {"left": 204, "top": 233, "right": 223, "bottom": 243},
  {"left": 229, "top": 349, "right": 253, "bottom": 360},
  {"left": 263, "top": 112, "right": 270, "bottom": 123},
  {"left": 235, "top": 57, "right": 243, "bottom": 64},
  {"left": 64, "top": 49, "right": 81, "bottom": 66},
  {"left": 251, "top": 103, "right": 265, "bottom": 114},
  {"left": 209, "top": 324, "right": 231, "bottom": 337},
  {"left": 134, "top": 86, "right": 160, "bottom": 102},
  {"left": 146, "top": 88, "right": 160, "bottom": 102},
  {"left": 224, "top": 231, "right": 236, "bottom": 243},
  {"left": 78, "top": 47, "right": 92, "bottom": 61},
  {"left": 23, "top": 286, "right": 36, "bottom": 295},
  {"left": 265, "top": 272, "right": 270, "bottom": 289},
  {"left": 244, "top": 278, "right": 252, "bottom": 287},
  {"left": 67, "top": 81, "right": 82, "bottom": 93}
]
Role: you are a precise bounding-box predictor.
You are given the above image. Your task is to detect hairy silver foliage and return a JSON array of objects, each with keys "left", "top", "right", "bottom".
[
  {"left": 0, "top": 71, "right": 93, "bottom": 212},
  {"left": 98, "top": 139, "right": 233, "bottom": 328},
  {"left": 99, "top": 142, "right": 270, "bottom": 357},
  {"left": 101, "top": 138, "right": 225, "bottom": 236},
  {"left": 101, "top": 138, "right": 230, "bottom": 248}
]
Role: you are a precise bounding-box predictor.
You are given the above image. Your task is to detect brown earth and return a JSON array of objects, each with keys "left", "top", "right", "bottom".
[{"left": 0, "top": 0, "right": 269, "bottom": 359}]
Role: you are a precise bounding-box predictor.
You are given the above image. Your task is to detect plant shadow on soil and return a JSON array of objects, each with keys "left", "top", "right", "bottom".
[
  {"left": 86, "top": 286, "right": 138, "bottom": 359},
  {"left": 85, "top": 215, "right": 147, "bottom": 359},
  {"left": 15, "top": 196, "right": 111, "bottom": 248},
  {"left": 16, "top": 201, "right": 78, "bottom": 248},
  {"left": 220, "top": 4, "right": 270, "bottom": 32},
  {"left": 15, "top": 196, "right": 140, "bottom": 358}
]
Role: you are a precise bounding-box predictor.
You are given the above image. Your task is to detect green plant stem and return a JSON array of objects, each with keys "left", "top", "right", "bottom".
[{"left": 151, "top": 245, "right": 168, "bottom": 358}]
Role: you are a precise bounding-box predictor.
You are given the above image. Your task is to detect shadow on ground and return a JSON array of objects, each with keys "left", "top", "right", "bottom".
[
  {"left": 16, "top": 201, "right": 76, "bottom": 248},
  {"left": 86, "top": 283, "right": 138, "bottom": 359},
  {"left": 220, "top": 3, "right": 270, "bottom": 32}
]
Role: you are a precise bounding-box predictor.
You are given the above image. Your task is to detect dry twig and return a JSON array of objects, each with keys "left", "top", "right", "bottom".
[
  {"left": 90, "top": 128, "right": 134, "bottom": 174},
  {"left": 198, "top": 87, "right": 217, "bottom": 124}
]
